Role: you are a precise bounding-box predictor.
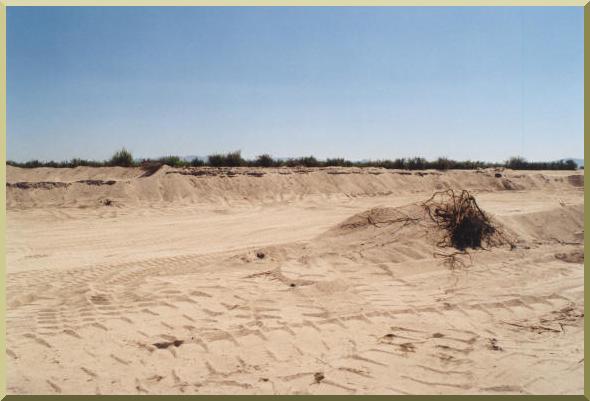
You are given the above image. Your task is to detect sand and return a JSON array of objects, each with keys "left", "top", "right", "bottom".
[{"left": 6, "top": 165, "right": 584, "bottom": 394}]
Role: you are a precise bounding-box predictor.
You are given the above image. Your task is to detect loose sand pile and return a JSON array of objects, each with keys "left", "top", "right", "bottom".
[{"left": 6, "top": 167, "right": 584, "bottom": 394}]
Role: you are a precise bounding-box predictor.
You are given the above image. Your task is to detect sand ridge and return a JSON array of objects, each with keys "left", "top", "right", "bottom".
[{"left": 6, "top": 165, "right": 583, "bottom": 209}]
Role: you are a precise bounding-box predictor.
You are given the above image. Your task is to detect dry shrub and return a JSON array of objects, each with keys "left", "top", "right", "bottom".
[{"left": 422, "top": 189, "right": 514, "bottom": 268}]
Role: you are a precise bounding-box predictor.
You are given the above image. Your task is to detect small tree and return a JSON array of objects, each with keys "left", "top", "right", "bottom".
[
  {"left": 110, "top": 148, "right": 134, "bottom": 167},
  {"left": 505, "top": 156, "right": 527, "bottom": 170},
  {"left": 434, "top": 157, "right": 452, "bottom": 171},
  {"left": 406, "top": 157, "right": 427, "bottom": 170},
  {"left": 296, "top": 156, "right": 320, "bottom": 167},
  {"left": 564, "top": 159, "right": 577, "bottom": 170},
  {"left": 325, "top": 158, "right": 353, "bottom": 167},
  {"left": 254, "top": 154, "right": 276, "bottom": 167},
  {"left": 24, "top": 160, "right": 43, "bottom": 168},
  {"left": 190, "top": 157, "right": 205, "bottom": 167},
  {"left": 225, "top": 151, "right": 244, "bottom": 167},
  {"left": 206, "top": 151, "right": 244, "bottom": 167}
]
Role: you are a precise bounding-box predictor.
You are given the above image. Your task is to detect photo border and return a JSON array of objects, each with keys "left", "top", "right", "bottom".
[{"left": 0, "top": 1, "right": 586, "bottom": 400}]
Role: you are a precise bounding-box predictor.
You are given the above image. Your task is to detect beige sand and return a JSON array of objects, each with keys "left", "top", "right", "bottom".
[{"left": 6, "top": 166, "right": 584, "bottom": 394}]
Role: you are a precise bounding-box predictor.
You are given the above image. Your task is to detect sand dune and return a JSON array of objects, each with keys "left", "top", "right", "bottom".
[{"left": 6, "top": 167, "right": 584, "bottom": 394}]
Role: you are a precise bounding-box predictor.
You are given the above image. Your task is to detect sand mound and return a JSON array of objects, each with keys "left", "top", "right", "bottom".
[
  {"left": 328, "top": 201, "right": 582, "bottom": 248},
  {"left": 329, "top": 204, "right": 427, "bottom": 236},
  {"left": 318, "top": 192, "right": 581, "bottom": 270},
  {"left": 497, "top": 203, "right": 583, "bottom": 245},
  {"left": 323, "top": 193, "right": 514, "bottom": 261}
]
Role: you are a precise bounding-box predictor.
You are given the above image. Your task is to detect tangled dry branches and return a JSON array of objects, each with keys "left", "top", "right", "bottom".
[{"left": 423, "top": 189, "right": 514, "bottom": 268}]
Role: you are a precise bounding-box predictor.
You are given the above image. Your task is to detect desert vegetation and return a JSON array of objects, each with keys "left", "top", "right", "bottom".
[
  {"left": 6, "top": 148, "right": 580, "bottom": 170},
  {"left": 109, "top": 147, "right": 134, "bottom": 167}
]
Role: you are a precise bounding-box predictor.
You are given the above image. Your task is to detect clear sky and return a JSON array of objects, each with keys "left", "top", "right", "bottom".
[{"left": 8, "top": 6, "right": 583, "bottom": 163}]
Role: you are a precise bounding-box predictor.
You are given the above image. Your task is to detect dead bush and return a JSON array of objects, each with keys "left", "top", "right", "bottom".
[
  {"left": 423, "top": 190, "right": 514, "bottom": 267},
  {"left": 423, "top": 189, "right": 510, "bottom": 250}
]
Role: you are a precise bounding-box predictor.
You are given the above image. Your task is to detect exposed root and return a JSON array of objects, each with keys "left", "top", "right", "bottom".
[
  {"left": 340, "top": 208, "right": 421, "bottom": 231},
  {"left": 423, "top": 189, "right": 512, "bottom": 250},
  {"left": 423, "top": 189, "right": 514, "bottom": 268},
  {"left": 367, "top": 215, "right": 421, "bottom": 229},
  {"left": 433, "top": 250, "right": 472, "bottom": 270}
]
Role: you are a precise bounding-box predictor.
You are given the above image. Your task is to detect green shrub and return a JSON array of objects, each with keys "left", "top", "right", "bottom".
[
  {"left": 254, "top": 154, "right": 277, "bottom": 167},
  {"left": 505, "top": 156, "right": 527, "bottom": 170},
  {"left": 207, "top": 154, "right": 223, "bottom": 167},
  {"left": 7, "top": 150, "right": 578, "bottom": 171},
  {"left": 325, "top": 158, "right": 353, "bottom": 167},
  {"left": 433, "top": 157, "right": 452, "bottom": 171},
  {"left": 376, "top": 159, "right": 404, "bottom": 169},
  {"left": 22, "top": 160, "right": 43, "bottom": 168},
  {"left": 110, "top": 148, "right": 134, "bottom": 167},
  {"left": 207, "top": 151, "right": 244, "bottom": 167},
  {"left": 225, "top": 151, "right": 245, "bottom": 167},
  {"left": 158, "top": 155, "right": 188, "bottom": 167},
  {"left": 284, "top": 156, "right": 319, "bottom": 167},
  {"left": 564, "top": 159, "right": 578, "bottom": 170},
  {"left": 406, "top": 157, "right": 427, "bottom": 170},
  {"left": 503, "top": 156, "right": 577, "bottom": 170},
  {"left": 67, "top": 158, "right": 104, "bottom": 168},
  {"left": 190, "top": 157, "right": 205, "bottom": 167}
]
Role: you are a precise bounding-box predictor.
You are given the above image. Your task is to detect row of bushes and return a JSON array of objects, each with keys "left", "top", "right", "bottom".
[
  {"left": 503, "top": 156, "right": 578, "bottom": 171},
  {"left": 6, "top": 149, "right": 580, "bottom": 171},
  {"left": 7, "top": 149, "right": 137, "bottom": 169}
]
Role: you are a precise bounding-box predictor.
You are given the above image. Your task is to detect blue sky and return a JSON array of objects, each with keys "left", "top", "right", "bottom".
[{"left": 8, "top": 7, "right": 583, "bottom": 162}]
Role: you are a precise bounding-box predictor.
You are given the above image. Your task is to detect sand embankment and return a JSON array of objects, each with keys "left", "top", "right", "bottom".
[{"left": 6, "top": 165, "right": 584, "bottom": 209}]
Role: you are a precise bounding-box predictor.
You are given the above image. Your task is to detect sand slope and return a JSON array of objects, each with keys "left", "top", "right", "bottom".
[
  {"left": 6, "top": 167, "right": 584, "bottom": 394},
  {"left": 6, "top": 165, "right": 583, "bottom": 209}
]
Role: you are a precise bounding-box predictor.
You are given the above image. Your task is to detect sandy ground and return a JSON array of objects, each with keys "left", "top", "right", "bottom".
[{"left": 6, "top": 166, "right": 584, "bottom": 394}]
